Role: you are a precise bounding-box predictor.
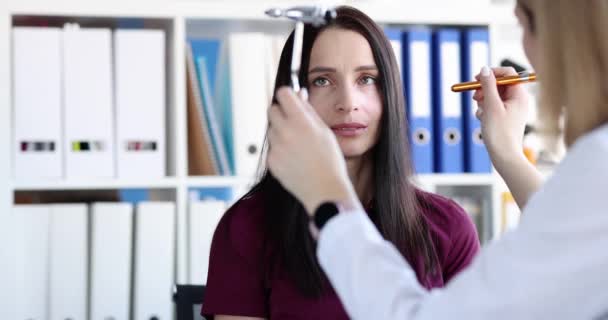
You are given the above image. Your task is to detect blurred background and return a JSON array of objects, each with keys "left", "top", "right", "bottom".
[{"left": 0, "top": 0, "right": 563, "bottom": 319}]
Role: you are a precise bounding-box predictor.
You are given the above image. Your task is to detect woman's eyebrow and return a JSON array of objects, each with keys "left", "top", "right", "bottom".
[
  {"left": 308, "top": 66, "right": 336, "bottom": 74},
  {"left": 354, "top": 65, "right": 377, "bottom": 72},
  {"left": 308, "top": 65, "right": 378, "bottom": 74}
]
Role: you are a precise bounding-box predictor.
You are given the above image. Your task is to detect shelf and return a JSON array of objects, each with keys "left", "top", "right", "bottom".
[
  {"left": 355, "top": 1, "right": 493, "bottom": 26},
  {"left": 11, "top": 175, "right": 254, "bottom": 191},
  {"left": 414, "top": 173, "right": 496, "bottom": 187},
  {"left": 12, "top": 177, "right": 180, "bottom": 191},
  {"left": 6, "top": 0, "right": 494, "bottom": 26},
  {"left": 8, "top": 174, "right": 496, "bottom": 191},
  {"left": 187, "top": 174, "right": 495, "bottom": 189},
  {"left": 7, "top": 2, "right": 177, "bottom": 19},
  {"left": 186, "top": 176, "right": 251, "bottom": 188}
]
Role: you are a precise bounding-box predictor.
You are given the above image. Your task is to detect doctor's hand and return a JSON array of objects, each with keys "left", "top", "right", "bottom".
[
  {"left": 267, "top": 87, "right": 359, "bottom": 216},
  {"left": 473, "top": 66, "right": 530, "bottom": 172}
]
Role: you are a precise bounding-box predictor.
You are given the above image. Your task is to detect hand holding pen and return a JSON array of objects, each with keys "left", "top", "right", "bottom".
[
  {"left": 471, "top": 66, "right": 530, "bottom": 175},
  {"left": 452, "top": 70, "right": 536, "bottom": 92}
]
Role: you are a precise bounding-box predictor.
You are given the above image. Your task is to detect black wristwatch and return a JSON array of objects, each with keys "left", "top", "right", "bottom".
[{"left": 313, "top": 201, "right": 341, "bottom": 230}]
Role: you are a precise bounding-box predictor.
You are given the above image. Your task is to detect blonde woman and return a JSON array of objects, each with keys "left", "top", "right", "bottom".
[{"left": 266, "top": 0, "right": 608, "bottom": 318}]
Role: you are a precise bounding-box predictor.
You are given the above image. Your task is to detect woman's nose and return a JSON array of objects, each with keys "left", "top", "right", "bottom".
[{"left": 334, "top": 85, "right": 360, "bottom": 112}]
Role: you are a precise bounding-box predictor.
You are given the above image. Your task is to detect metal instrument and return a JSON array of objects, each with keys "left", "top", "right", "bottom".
[{"left": 265, "top": 6, "right": 337, "bottom": 92}]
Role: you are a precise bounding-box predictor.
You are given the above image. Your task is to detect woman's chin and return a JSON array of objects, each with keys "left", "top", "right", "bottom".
[{"left": 339, "top": 145, "right": 370, "bottom": 159}]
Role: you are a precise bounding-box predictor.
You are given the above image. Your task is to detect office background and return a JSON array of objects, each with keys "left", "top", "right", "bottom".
[{"left": 0, "top": 0, "right": 556, "bottom": 319}]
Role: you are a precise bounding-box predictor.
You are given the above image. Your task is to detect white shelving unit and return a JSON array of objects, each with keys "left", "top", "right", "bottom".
[
  {"left": 0, "top": 1, "right": 511, "bottom": 318},
  {"left": 12, "top": 178, "right": 181, "bottom": 191},
  {"left": 415, "top": 173, "right": 496, "bottom": 187}
]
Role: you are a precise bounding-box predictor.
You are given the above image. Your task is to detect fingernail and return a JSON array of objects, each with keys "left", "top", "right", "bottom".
[
  {"left": 481, "top": 66, "right": 490, "bottom": 77},
  {"left": 300, "top": 88, "right": 309, "bottom": 101}
]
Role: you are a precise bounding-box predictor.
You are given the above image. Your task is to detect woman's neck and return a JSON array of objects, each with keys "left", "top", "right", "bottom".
[{"left": 345, "top": 153, "right": 374, "bottom": 206}]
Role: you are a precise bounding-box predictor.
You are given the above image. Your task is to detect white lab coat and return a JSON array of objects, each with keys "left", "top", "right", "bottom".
[{"left": 318, "top": 124, "right": 608, "bottom": 319}]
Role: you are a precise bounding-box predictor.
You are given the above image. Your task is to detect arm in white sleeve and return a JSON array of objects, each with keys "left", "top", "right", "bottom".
[
  {"left": 317, "top": 209, "right": 429, "bottom": 319},
  {"left": 317, "top": 127, "right": 608, "bottom": 320}
]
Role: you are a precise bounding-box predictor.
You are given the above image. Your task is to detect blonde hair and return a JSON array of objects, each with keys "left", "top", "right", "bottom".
[{"left": 527, "top": 0, "right": 608, "bottom": 145}]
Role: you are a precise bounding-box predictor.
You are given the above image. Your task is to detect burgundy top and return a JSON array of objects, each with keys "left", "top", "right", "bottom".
[{"left": 202, "top": 191, "right": 480, "bottom": 319}]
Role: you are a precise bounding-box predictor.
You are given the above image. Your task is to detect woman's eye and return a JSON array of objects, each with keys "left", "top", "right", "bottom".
[
  {"left": 360, "top": 76, "right": 377, "bottom": 85},
  {"left": 312, "top": 77, "right": 330, "bottom": 87}
]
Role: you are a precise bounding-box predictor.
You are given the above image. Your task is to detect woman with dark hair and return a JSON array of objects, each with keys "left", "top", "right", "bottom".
[{"left": 201, "top": 6, "right": 479, "bottom": 319}]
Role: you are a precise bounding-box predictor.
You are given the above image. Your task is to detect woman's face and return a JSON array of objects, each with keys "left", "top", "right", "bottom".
[
  {"left": 306, "top": 28, "right": 383, "bottom": 159},
  {"left": 515, "top": 2, "right": 539, "bottom": 69}
]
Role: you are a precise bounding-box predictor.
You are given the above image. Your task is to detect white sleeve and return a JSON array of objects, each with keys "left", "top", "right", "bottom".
[
  {"left": 317, "top": 209, "right": 430, "bottom": 319},
  {"left": 317, "top": 128, "right": 608, "bottom": 320}
]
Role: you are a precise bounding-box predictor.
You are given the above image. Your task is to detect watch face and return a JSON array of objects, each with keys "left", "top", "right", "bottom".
[{"left": 314, "top": 202, "right": 340, "bottom": 229}]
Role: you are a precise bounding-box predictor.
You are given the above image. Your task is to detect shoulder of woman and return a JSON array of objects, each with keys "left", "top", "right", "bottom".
[
  {"left": 215, "top": 191, "right": 268, "bottom": 258},
  {"left": 416, "top": 190, "right": 477, "bottom": 241},
  {"left": 203, "top": 192, "right": 272, "bottom": 318},
  {"left": 416, "top": 190, "right": 480, "bottom": 280}
]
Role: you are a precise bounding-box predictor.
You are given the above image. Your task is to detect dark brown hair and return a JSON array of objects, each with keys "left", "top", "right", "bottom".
[{"left": 241, "top": 6, "right": 439, "bottom": 297}]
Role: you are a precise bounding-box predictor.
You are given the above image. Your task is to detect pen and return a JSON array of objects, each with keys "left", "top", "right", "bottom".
[{"left": 451, "top": 71, "right": 537, "bottom": 92}]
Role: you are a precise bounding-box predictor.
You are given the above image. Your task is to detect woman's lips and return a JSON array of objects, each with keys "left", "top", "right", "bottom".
[{"left": 330, "top": 123, "right": 368, "bottom": 137}]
